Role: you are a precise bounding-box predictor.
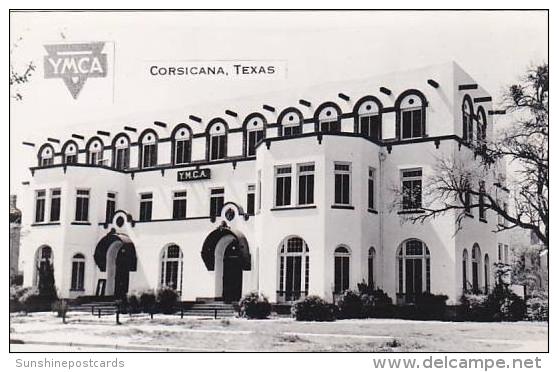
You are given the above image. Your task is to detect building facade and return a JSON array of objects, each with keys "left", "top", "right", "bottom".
[{"left": 20, "top": 62, "right": 504, "bottom": 304}]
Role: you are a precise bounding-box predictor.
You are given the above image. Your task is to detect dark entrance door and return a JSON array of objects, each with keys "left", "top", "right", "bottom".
[
  {"left": 405, "top": 258, "right": 422, "bottom": 303},
  {"left": 114, "top": 245, "right": 131, "bottom": 298},
  {"left": 222, "top": 242, "right": 243, "bottom": 302}
]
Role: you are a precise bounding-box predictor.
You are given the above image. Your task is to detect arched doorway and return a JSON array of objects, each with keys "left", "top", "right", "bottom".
[
  {"left": 94, "top": 232, "right": 137, "bottom": 298},
  {"left": 222, "top": 241, "right": 243, "bottom": 302}
]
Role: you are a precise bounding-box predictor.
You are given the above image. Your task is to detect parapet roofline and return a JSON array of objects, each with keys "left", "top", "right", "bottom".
[{"left": 28, "top": 60, "right": 483, "bottom": 143}]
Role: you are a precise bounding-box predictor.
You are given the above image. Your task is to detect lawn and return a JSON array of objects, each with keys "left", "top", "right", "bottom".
[{"left": 9, "top": 312, "right": 548, "bottom": 352}]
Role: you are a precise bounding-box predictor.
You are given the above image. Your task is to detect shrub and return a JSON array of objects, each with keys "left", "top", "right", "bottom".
[
  {"left": 51, "top": 299, "right": 69, "bottom": 318},
  {"left": 156, "top": 287, "right": 179, "bottom": 314},
  {"left": 336, "top": 290, "right": 364, "bottom": 319},
  {"left": 127, "top": 294, "right": 141, "bottom": 314},
  {"left": 526, "top": 292, "right": 548, "bottom": 321},
  {"left": 362, "top": 289, "right": 394, "bottom": 318},
  {"left": 460, "top": 293, "right": 491, "bottom": 321},
  {"left": 485, "top": 285, "right": 526, "bottom": 321},
  {"left": 15, "top": 286, "right": 58, "bottom": 313},
  {"left": 414, "top": 293, "right": 448, "bottom": 320},
  {"left": 291, "top": 295, "right": 335, "bottom": 322},
  {"left": 139, "top": 291, "right": 157, "bottom": 313},
  {"left": 238, "top": 291, "right": 272, "bottom": 319}
]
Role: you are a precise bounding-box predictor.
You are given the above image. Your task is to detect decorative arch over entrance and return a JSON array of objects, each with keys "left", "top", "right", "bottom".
[
  {"left": 94, "top": 231, "right": 137, "bottom": 297},
  {"left": 201, "top": 223, "right": 251, "bottom": 302}
]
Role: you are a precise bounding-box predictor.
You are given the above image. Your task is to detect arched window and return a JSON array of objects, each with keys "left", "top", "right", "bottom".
[
  {"left": 462, "top": 249, "right": 469, "bottom": 292},
  {"left": 38, "top": 144, "right": 55, "bottom": 167},
  {"left": 207, "top": 119, "right": 228, "bottom": 160},
  {"left": 462, "top": 95, "right": 474, "bottom": 142},
  {"left": 397, "top": 239, "right": 431, "bottom": 303},
  {"left": 112, "top": 134, "right": 130, "bottom": 170},
  {"left": 71, "top": 253, "right": 85, "bottom": 291},
  {"left": 477, "top": 107, "right": 487, "bottom": 150},
  {"left": 62, "top": 141, "right": 78, "bottom": 165},
  {"left": 35, "top": 246, "right": 53, "bottom": 288},
  {"left": 160, "top": 244, "right": 183, "bottom": 292},
  {"left": 171, "top": 124, "right": 192, "bottom": 165},
  {"left": 334, "top": 246, "right": 351, "bottom": 294},
  {"left": 368, "top": 247, "right": 376, "bottom": 288},
  {"left": 484, "top": 253, "right": 490, "bottom": 294},
  {"left": 278, "top": 236, "right": 309, "bottom": 301},
  {"left": 396, "top": 90, "right": 427, "bottom": 140},
  {"left": 278, "top": 108, "right": 303, "bottom": 137},
  {"left": 243, "top": 114, "right": 266, "bottom": 157},
  {"left": 139, "top": 130, "right": 158, "bottom": 168},
  {"left": 315, "top": 103, "right": 341, "bottom": 133},
  {"left": 354, "top": 97, "right": 382, "bottom": 140},
  {"left": 472, "top": 244, "right": 481, "bottom": 293},
  {"left": 86, "top": 137, "right": 104, "bottom": 165}
]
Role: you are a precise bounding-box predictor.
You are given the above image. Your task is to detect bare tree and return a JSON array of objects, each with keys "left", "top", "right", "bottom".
[
  {"left": 10, "top": 35, "right": 35, "bottom": 101},
  {"left": 393, "top": 63, "right": 548, "bottom": 247}
]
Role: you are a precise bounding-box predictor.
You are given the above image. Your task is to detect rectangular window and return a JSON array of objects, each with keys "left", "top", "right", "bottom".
[
  {"left": 211, "top": 135, "right": 226, "bottom": 160},
  {"left": 209, "top": 188, "right": 225, "bottom": 218},
  {"left": 175, "top": 139, "right": 191, "bottom": 164},
  {"left": 35, "top": 190, "right": 46, "bottom": 223},
  {"left": 498, "top": 243, "right": 503, "bottom": 262},
  {"left": 504, "top": 244, "right": 509, "bottom": 265},
  {"left": 115, "top": 148, "right": 129, "bottom": 170},
  {"left": 334, "top": 162, "right": 351, "bottom": 205},
  {"left": 105, "top": 192, "right": 117, "bottom": 223},
  {"left": 89, "top": 151, "right": 98, "bottom": 165},
  {"left": 65, "top": 154, "right": 77, "bottom": 164},
  {"left": 49, "top": 189, "right": 61, "bottom": 222},
  {"left": 41, "top": 157, "right": 53, "bottom": 167},
  {"left": 284, "top": 124, "right": 301, "bottom": 137},
  {"left": 464, "top": 179, "right": 472, "bottom": 214},
  {"left": 71, "top": 260, "right": 85, "bottom": 291},
  {"left": 297, "top": 163, "right": 315, "bottom": 205},
  {"left": 247, "top": 130, "right": 264, "bottom": 156},
  {"left": 142, "top": 144, "right": 157, "bottom": 168},
  {"left": 360, "top": 115, "right": 381, "bottom": 140},
  {"left": 401, "top": 109, "right": 423, "bottom": 139},
  {"left": 401, "top": 169, "right": 422, "bottom": 210},
  {"left": 275, "top": 165, "right": 292, "bottom": 207},
  {"left": 172, "top": 191, "right": 187, "bottom": 219},
  {"left": 368, "top": 168, "right": 375, "bottom": 210},
  {"left": 246, "top": 184, "right": 256, "bottom": 215},
  {"left": 320, "top": 120, "right": 340, "bottom": 133},
  {"left": 74, "top": 189, "right": 90, "bottom": 222},
  {"left": 139, "top": 193, "right": 153, "bottom": 222}
]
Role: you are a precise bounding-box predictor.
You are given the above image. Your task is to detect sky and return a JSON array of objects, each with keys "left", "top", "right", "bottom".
[{"left": 9, "top": 10, "right": 548, "bottom": 198}]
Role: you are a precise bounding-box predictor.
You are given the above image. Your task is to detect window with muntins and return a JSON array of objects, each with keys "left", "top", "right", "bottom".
[
  {"left": 39, "top": 146, "right": 54, "bottom": 167},
  {"left": 397, "top": 239, "right": 431, "bottom": 303},
  {"left": 472, "top": 245, "right": 481, "bottom": 293},
  {"left": 74, "top": 189, "right": 90, "bottom": 222},
  {"left": 139, "top": 193, "right": 153, "bottom": 222},
  {"left": 318, "top": 106, "right": 340, "bottom": 133},
  {"left": 64, "top": 143, "right": 78, "bottom": 164},
  {"left": 479, "top": 181, "right": 486, "bottom": 221},
  {"left": 275, "top": 165, "right": 292, "bottom": 207},
  {"left": 87, "top": 140, "right": 104, "bottom": 165},
  {"left": 172, "top": 191, "right": 187, "bottom": 219},
  {"left": 161, "top": 245, "right": 183, "bottom": 292},
  {"left": 401, "top": 169, "right": 422, "bottom": 210},
  {"left": 35, "top": 190, "right": 46, "bottom": 223},
  {"left": 209, "top": 122, "right": 227, "bottom": 160},
  {"left": 357, "top": 99, "right": 382, "bottom": 140},
  {"left": 105, "top": 192, "right": 116, "bottom": 223},
  {"left": 484, "top": 254, "right": 490, "bottom": 294},
  {"left": 113, "top": 136, "right": 130, "bottom": 170},
  {"left": 49, "top": 189, "right": 61, "bottom": 222},
  {"left": 368, "top": 247, "right": 376, "bottom": 288},
  {"left": 334, "top": 246, "right": 350, "bottom": 294},
  {"left": 71, "top": 253, "right": 85, "bottom": 291},
  {"left": 209, "top": 188, "right": 225, "bottom": 218},
  {"left": 173, "top": 127, "right": 191, "bottom": 165},
  {"left": 398, "top": 93, "right": 426, "bottom": 139},
  {"left": 334, "top": 162, "right": 351, "bottom": 205},
  {"left": 278, "top": 237, "right": 309, "bottom": 301},
  {"left": 245, "top": 116, "right": 265, "bottom": 156},
  {"left": 368, "top": 167, "right": 375, "bottom": 210},
  {"left": 297, "top": 163, "right": 315, "bottom": 205},
  {"left": 246, "top": 184, "right": 256, "bottom": 215},
  {"left": 141, "top": 132, "right": 158, "bottom": 168}
]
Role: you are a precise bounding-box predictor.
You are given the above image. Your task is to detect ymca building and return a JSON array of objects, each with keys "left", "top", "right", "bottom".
[{"left": 19, "top": 62, "right": 506, "bottom": 305}]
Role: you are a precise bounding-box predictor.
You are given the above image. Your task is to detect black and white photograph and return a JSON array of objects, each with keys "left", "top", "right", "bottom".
[{"left": 7, "top": 6, "right": 550, "bottom": 365}]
